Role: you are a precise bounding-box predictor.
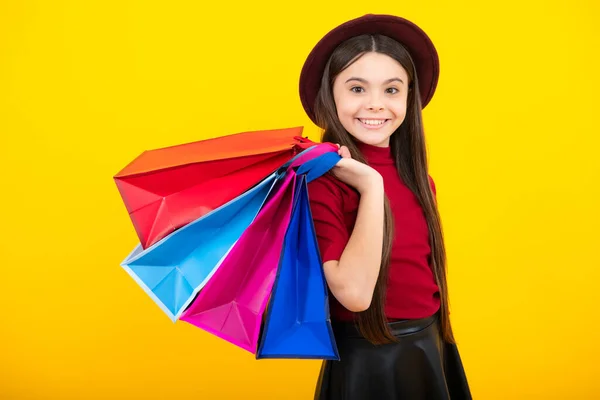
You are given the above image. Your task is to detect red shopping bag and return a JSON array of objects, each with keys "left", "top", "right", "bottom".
[{"left": 114, "top": 126, "right": 313, "bottom": 248}]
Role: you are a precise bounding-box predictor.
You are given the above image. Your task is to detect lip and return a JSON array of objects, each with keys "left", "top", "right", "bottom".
[{"left": 356, "top": 118, "right": 390, "bottom": 130}]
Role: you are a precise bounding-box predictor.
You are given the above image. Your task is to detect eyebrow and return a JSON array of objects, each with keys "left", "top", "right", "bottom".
[{"left": 345, "top": 77, "right": 405, "bottom": 85}]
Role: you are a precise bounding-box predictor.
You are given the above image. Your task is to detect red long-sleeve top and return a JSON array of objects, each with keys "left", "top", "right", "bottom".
[{"left": 307, "top": 141, "right": 441, "bottom": 321}]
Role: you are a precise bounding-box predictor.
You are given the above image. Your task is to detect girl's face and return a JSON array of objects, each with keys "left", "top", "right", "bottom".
[{"left": 332, "top": 52, "right": 410, "bottom": 148}]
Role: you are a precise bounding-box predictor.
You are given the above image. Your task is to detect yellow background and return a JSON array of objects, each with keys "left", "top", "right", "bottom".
[{"left": 1, "top": 0, "right": 599, "bottom": 399}]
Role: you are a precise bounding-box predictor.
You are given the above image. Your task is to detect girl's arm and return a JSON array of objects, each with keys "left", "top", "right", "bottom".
[{"left": 321, "top": 146, "right": 385, "bottom": 312}]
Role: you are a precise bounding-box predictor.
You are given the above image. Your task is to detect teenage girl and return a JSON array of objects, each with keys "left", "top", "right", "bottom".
[{"left": 298, "top": 14, "right": 472, "bottom": 400}]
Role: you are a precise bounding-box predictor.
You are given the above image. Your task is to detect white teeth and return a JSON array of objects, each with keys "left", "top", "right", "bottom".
[{"left": 360, "top": 119, "right": 386, "bottom": 125}]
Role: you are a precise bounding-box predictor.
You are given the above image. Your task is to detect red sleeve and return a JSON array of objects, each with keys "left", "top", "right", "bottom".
[
  {"left": 307, "top": 175, "right": 349, "bottom": 263},
  {"left": 428, "top": 175, "right": 437, "bottom": 196}
]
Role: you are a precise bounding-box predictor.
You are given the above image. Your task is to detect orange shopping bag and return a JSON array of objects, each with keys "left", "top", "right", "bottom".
[{"left": 114, "top": 126, "right": 314, "bottom": 249}]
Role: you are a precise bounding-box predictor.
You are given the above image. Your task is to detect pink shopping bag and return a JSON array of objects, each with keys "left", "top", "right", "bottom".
[{"left": 180, "top": 171, "right": 297, "bottom": 353}]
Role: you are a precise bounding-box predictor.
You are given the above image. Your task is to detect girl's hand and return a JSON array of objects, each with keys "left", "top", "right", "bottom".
[{"left": 331, "top": 145, "right": 383, "bottom": 194}]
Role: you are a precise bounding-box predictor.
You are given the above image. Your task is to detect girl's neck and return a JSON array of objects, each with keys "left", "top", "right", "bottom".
[{"left": 356, "top": 140, "right": 394, "bottom": 165}]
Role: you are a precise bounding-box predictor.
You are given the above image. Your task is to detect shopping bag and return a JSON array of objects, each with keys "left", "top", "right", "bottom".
[
  {"left": 114, "top": 126, "right": 314, "bottom": 249},
  {"left": 118, "top": 143, "right": 334, "bottom": 322},
  {"left": 180, "top": 172, "right": 297, "bottom": 352},
  {"left": 256, "top": 174, "right": 340, "bottom": 360},
  {"left": 180, "top": 146, "right": 340, "bottom": 353},
  {"left": 120, "top": 173, "right": 278, "bottom": 322}
]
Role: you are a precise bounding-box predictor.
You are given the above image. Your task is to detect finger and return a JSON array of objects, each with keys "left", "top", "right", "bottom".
[{"left": 340, "top": 146, "right": 351, "bottom": 158}]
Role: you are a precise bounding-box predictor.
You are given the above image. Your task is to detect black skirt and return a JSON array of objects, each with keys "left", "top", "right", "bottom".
[{"left": 314, "top": 313, "right": 472, "bottom": 400}]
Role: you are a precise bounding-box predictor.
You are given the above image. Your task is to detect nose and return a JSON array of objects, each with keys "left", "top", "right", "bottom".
[
  {"left": 366, "top": 94, "right": 384, "bottom": 112},
  {"left": 367, "top": 104, "right": 384, "bottom": 112}
]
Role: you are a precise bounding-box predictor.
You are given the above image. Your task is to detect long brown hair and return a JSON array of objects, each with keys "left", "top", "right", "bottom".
[{"left": 313, "top": 34, "right": 455, "bottom": 345}]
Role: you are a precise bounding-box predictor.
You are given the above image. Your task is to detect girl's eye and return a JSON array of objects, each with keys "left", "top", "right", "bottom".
[
  {"left": 386, "top": 87, "right": 399, "bottom": 94},
  {"left": 350, "top": 86, "right": 364, "bottom": 93}
]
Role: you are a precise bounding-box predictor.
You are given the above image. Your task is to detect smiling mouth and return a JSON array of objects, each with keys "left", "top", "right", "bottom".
[{"left": 357, "top": 118, "right": 390, "bottom": 128}]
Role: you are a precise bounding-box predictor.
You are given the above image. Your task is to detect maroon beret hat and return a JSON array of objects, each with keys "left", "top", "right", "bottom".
[{"left": 299, "top": 14, "right": 440, "bottom": 126}]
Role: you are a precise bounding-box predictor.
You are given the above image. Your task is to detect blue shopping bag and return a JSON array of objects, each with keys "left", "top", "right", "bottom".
[
  {"left": 257, "top": 152, "right": 341, "bottom": 360},
  {"left": 121, "top": 173, "right": 278, "bottom": 322}
]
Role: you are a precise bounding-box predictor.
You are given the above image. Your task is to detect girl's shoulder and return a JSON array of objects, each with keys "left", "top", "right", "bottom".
[{"left": 306, "top": 172, "right": 359, "bottom": 210}]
